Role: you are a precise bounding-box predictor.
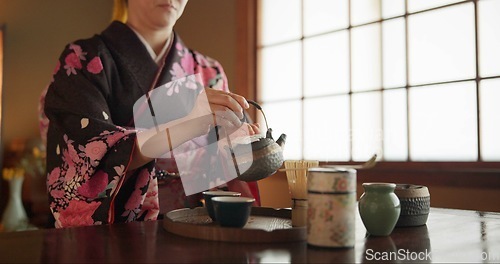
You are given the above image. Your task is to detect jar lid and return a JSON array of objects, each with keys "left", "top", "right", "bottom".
[
  {"left": 362, "top": 182, "right": 396, "bottom": 188},
  {"left": 394, "top": 184, "right": 430, "bottom": 198}
]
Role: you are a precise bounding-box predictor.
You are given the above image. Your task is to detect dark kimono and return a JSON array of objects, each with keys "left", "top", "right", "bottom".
[{"left": 40, "top": 21, "right": 259, "bottom": 228}]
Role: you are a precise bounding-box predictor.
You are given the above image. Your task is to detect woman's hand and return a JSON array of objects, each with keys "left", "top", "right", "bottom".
[
  {"left": 201, "top": 88, "right": 261, "bottom": 136},
  {"left": 135, "top": 88, "right": 260, "bottom": 163},
  {"left": 205, "top": 88, "right": 248, "bottom": 120}
]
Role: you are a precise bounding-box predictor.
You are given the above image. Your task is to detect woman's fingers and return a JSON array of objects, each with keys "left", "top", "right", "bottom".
[
  {"left": 227, "top": 92, "right": 250, "bottom": 110},
  {"left": 243, "top": 123, "right": 260, "bottom": 136},
  {"left": 248, "top": 123, "right": 261, "bottom": 135},
  {"left": 211, "top": 105, "right": 242, "bottom": 128},
  {"left": 205, "top": 88, "right": 249, "bottom": 120},
  {"left": 210, "top": 108, "right": 264, "bottom": 137},
  {"left": 201, "top": 88, "right": 262, "bottom": 136}
]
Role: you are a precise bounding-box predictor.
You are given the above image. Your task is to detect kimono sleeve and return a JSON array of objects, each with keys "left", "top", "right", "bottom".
[{"left": 43, "top": 40, "right": 156, "bottom": 227}]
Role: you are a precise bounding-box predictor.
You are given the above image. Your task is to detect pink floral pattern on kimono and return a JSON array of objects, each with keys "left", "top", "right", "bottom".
[
  {"left": 159, "top": 47, "right": 259, "bottom": 207},
  {"left": 44, "top": 41, "right": 160, "bottom": 227},
  {"left": 40, "top": 22, "right": 260, "bottom": 228},
  {"left": 122, "top": 168, "right": 154, "bottom": 222},
  {"left": 87, "top": 57, "right": 104, "bottom": 74},
  {"left": 46, "top": 128, "right": 135, "bottom": 226},
  {"left": 54, "top": 200, "right": 102, "bottom": 228},
  {"left": 64, "top": 52, "right": 83, "bottom": 76}
]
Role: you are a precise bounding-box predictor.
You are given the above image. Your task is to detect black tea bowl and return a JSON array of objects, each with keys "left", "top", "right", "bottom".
[
  {"left": 212, "top": 196, "right": 255, "bottom": 228},
  {"left": 202, "top": 191, "right": 241, "bottom": 222}
]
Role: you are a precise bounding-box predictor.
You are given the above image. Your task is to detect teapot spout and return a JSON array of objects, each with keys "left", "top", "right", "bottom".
[{"left": 276, "top": 134, "right": 287, "bottom": 148}]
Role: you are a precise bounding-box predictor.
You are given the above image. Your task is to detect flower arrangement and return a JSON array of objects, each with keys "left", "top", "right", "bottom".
[
  {"left": 19, "top": 144, "right": 46, "bottom": 178},
  {"left": 2, "top": 167, "right": 25, "bottom": 181},
  {"left": 2, "top": 138, "right": 46, "bottom": 180},
  {"left": 1, "top": 138, "right": 46, "bottom": 232}
]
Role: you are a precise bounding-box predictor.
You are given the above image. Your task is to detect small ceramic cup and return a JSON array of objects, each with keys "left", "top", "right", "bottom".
[
  {"left": 394, "top": 184, "right": 430, "bottom": 227},
  {"left": 202, "top": 191, "right": 241, "bottom": 221},
  {"left": 212, "top": 196, "right": 255, "bottom": 228}
]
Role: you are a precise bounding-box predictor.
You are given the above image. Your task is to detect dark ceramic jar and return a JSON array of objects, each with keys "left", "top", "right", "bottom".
[{"left": 394, "top": 184, "right": 430, "bottom": 227}]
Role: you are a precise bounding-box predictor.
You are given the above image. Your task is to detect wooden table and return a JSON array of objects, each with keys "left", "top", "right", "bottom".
[{"left": 0, "top": 208, "right": 499, "bottom": 263}]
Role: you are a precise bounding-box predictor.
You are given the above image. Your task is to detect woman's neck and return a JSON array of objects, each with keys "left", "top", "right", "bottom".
[{"left": 127, "top": 22, "right": 172, "bottom": 55}]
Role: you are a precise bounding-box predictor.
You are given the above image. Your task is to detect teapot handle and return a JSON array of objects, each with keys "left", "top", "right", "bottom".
[{"left": 245, "top": 100, "right": 269, "bottom": 131}]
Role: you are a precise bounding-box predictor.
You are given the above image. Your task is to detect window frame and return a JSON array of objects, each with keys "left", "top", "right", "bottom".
[{"left": 235, "top": 0, "right": 500, "bottom": 190}]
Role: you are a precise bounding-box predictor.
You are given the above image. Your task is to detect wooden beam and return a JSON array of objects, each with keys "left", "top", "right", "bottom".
[{"left": 235, "top": 0, "right": 257, "bottom": 121}]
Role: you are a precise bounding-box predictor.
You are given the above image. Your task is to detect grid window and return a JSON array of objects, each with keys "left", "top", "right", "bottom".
[
  {"left": 382, "top": 18, "right": 406, "bottom": 88},
  {"left": 351, "top": 24, "right": 382, "bottom": 92},
  {"left": 257, "top": 0, "right": 500, "bottom": 162},
  {"left": 383, "top": 89, "right": 408, "bottom": 161},
  {"left": 382, "top": 0, "right": 405, "bottom": 18},
  {"left": 480, "top": 79, "right": 500, "bottom": 161},
  {"left": 409, "top": 82, "right": 478, "bottom": 161},
  {"left": 258, "top": 41, "right": 302, "bottom": 102},
  {"left": 478, "top": 0, "right": 500, "bottom": 77},
  {"left": 303, "top": 0, "right": 349, "bottom": 36},
  {"left": 303, "top": 31, "right": 350, "bottom": 97},
  {"left": 258, "top": 0, "right": 301, "bottom": 46},
  {"left": 303, "top": 96, "right": 351, "bottom": 161},
  {"left": 408, "top": 3, "right": 476, "bottom": 85}
]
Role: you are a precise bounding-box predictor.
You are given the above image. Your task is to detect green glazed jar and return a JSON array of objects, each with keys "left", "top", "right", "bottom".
[{"left": 358, "top": 183, "right": 401, "bottom": 236}]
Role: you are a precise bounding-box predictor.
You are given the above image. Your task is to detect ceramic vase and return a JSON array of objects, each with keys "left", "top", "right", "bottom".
[
  {"left": 358, "top": 183, "right": 400, "bottom": 236},
  {"left": 1, "top": 177, "right": 29, "bottom": 232}
]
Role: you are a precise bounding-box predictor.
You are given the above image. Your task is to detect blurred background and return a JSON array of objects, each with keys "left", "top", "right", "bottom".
[{"left": 0, "top": 0, "right": 498, "bottom": 229}]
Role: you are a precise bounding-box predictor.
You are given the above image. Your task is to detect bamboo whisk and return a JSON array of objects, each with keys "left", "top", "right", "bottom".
[{"left": 284, "top": 160, "right": 319, "bottom": 227}]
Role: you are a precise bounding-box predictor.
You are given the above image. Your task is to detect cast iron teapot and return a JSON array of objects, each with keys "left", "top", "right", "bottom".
[{"left": 228, "top": 101, "right": 286, "bottom": 182}]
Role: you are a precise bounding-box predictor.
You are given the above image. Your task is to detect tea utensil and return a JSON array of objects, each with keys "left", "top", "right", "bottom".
[
  {"left": 323, "top": 154, "right": 378, "bottom": 170},
  {"left": 279, "top": 154, "right": 377, "bottom": 172}
]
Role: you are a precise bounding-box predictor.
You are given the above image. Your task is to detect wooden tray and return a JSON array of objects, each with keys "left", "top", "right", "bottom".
[{"left": 163, "top": 207, "right": 306, "bottom": 243}]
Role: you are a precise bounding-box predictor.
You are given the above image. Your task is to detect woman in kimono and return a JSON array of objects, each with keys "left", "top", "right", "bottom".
[{"left": 40, "top": 0, "right": 261, "bottom": 228}]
